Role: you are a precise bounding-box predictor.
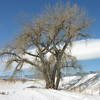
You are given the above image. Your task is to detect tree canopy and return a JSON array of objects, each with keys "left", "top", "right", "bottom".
[{"left": 0, "top": 2, "right": 91, "bottom": 89}]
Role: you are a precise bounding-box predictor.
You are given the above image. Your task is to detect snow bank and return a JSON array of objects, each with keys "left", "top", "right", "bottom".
[{"left": 0, "top": 80, "right": 100, "bottom": 100}]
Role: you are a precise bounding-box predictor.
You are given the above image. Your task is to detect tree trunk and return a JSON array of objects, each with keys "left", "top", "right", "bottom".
[
  {"left": 55, "top": 70, "right": 61, "bottom": 89},
  {"left": 42, "top": 61, "right": 61, "bottom": 89},
  {"left": 45, "top": 73, "right": 55, "bottom": 89},
  {"left": 51, "top": 63, "right": 58, "bottom": 86},
  {"left": 45, "top": 81, "right": 55, "bottom": 89},
  {"left": 43, "top": 68, "right": 55, "bottom": 89}
]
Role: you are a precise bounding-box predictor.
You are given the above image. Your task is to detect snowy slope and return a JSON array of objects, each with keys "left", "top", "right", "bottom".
[
  {"left": 0, "top": 80, "right": 100, "bottom": 100},
  {"left": 0, "top": 70, "right": 100, "bottom": 95},
  {"left": 0, "top": 72, "right": 100, "bottom": 100},
  {"left": 60, "top": 72, "right": 100, "bottom": 95}
]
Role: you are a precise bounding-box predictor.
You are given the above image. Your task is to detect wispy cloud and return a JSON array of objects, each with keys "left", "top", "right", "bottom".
[{"left": 71, "top": 39, "right": 100, "bottom": 60}]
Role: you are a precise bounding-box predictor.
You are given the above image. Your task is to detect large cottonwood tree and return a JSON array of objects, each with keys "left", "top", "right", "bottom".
[{"left": 0, "top": 2, "right": 91, "bottom": 89}]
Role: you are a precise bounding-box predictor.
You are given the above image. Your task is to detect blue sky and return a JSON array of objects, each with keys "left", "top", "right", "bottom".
[
  {"left": 79, "top": 58, "right": 100, "bottom": 72},
  {"left": 0, "top": 0, "right": 100, "bottom": 72}
]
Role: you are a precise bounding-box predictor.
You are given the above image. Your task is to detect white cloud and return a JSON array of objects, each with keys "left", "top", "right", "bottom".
[
  {"left": 71, "top": 39, "right": 100, "bottom": 60},
  {"left": 0, "top": 38, "right": 100, "bottom": 70}
]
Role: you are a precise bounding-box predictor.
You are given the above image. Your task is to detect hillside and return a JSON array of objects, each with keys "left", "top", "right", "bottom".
[{"left": 0, "top": 79, "right": 100, "bottom": 100}]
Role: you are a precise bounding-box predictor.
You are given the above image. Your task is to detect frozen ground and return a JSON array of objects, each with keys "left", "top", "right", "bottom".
[{"left": 0, "top": 79, "right": 99, "bottom": 100}]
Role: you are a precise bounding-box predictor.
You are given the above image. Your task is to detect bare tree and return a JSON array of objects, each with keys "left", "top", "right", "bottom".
[{"left": 0, "top": 2, "right": 91, "bottom": 89}]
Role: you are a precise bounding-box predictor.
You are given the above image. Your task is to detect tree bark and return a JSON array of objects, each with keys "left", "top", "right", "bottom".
[
  {"left": 55, "top": 69, "right": 61, "bottom": 89},
  {"left": 43, "top": 68, "right": 55, "bottom": 89}
]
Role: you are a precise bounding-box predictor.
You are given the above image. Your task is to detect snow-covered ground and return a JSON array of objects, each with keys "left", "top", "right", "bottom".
[
  {"left": 0, "top": 72, "right": 100, "bottom": 100},
  {"left": 0, "top": 67, "right": 100, "bottom": 100},
  {"left": 0, "top": 80, "right": 100, "bottom": 100}
]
